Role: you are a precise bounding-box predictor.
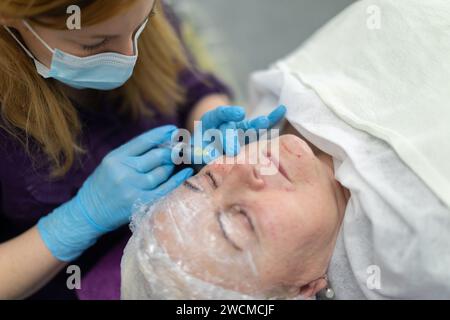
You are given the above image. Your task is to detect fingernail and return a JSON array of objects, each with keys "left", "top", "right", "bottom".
[
  {"left": 277, "top": 105, "right": 287, "bottom": 114},
  {"left": 184, "top": 168, "right": 194, "bottom": 178},
  {"left": 237, "top": 107, "right": 245, "bottom": 116},
  {"left": 204, "top": 148, "right": 221, "bottom": 164},
  {"left": 167, "top": 129, "right": 180, "bottom": 142},
  {"left": 250, "top": 117, "right": 269, "bottom": 129},
  {"left": 229, "top": 106, "right": 245, "bottom": 115}
]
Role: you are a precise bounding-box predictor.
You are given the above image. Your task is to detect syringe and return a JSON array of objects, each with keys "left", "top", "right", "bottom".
[{"left": 156, "top": 141, "right": 215, "bottom": 165}]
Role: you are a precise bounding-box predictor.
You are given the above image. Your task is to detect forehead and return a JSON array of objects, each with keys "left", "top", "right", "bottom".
[
  {"left": 85, "top": 0, "right": 154, "bottom": 32},
  {"left": 44, "top": 0, "right": 155, "bottom": 37}
]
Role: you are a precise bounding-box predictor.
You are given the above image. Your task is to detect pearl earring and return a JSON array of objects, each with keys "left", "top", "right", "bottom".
[
  {"left": 323, "top": 287, "right": 335, "bottom": 299},
  {"left": 317, "top": 275, "right": 335, "bottom": 300}
]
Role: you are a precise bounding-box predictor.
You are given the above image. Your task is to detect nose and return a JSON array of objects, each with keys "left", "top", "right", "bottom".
[
  {"left": 227, "top": 164, "right": 266, "bottom": 191},
  {"left": 115, "top": 35, "right": 135, "bottom": 56}
]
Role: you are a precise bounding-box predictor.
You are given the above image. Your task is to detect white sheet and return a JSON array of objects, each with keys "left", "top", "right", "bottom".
[
  {"left": 249, "top": 69, "right": 450, "bottom": 299},
  {"left": 280, "top": 0, "right": 450, "bottom": 208}
]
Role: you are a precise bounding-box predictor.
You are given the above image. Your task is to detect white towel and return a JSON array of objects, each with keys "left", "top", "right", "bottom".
[
  {"left": 279, "top": 0, "right": 450, "bottom": 208},
  {"left": 249, "top": 68, "right": 450, "bottom": 299}
]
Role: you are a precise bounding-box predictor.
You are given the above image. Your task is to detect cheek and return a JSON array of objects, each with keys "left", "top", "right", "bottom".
[
  {"left": 253, "top": 194, "right": 302, "bottom": 248},
  {"left": 21, "top": 29, "right": 52, "bottom": 63},
  {"left": 254, "top": 193, "right": 310, "bottom": 249},
  {"left": 292, "top": 161, "right": 321, "bottom": 188}
]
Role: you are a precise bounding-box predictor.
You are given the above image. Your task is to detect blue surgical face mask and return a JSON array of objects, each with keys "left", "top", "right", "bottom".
[{"left": 3, "top": 19, "right": 148, "bottom": 90}]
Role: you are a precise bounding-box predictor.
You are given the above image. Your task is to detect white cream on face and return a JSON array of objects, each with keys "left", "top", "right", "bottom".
[
  {"left": 121, "top": 193, "right": 305, "bottom": 300},
  {"left": 122, "top": 195, "right": 259, "bottom": 299}
]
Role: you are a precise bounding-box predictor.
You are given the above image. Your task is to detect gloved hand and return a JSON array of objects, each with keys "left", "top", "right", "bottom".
[
  {"left": 194, "top": 105, "right": 286, "bottom": 163},
  {"left": 38, "top": 125, "right": 193, "bottom": 262}
]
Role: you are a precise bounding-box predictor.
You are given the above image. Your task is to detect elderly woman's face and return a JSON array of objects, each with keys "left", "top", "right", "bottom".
[{"left": 152, "top": 135, "right": 346, "bottom": 298}]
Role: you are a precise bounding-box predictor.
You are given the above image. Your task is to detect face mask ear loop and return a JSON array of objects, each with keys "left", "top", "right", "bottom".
[
  {"left": 133, "top": 18, "right": 148, "bottom": 55},
  {"left": 22, "top": 20, "right": 55, "bottom": 54},
  {"left": 3, "top": 25, "right": 37, "bottom": 60}
]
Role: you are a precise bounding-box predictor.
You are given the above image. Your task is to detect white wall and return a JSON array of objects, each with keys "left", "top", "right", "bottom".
[{"left": 168, "top": 0, "right": 355, "bottom": 102}]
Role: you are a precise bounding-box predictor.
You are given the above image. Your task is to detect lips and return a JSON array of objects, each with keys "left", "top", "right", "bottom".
[
  {"left": 277, "top": 159, "right": 292, "bottom": 183},
  {"left": 266, "top": 152, "right": 291, "bottom": 182}
]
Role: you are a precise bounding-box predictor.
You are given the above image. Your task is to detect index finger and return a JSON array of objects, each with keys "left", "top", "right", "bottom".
[
  {"left": 267, "top": 105, "right": 287, "bottom": 128},
  {"left": 201, "top": 106, "right": 245, "bottom": 131}
]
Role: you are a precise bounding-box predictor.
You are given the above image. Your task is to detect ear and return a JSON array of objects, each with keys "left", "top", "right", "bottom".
[{"left": 298, "top": 277, "right": 328, "bottom": 298}]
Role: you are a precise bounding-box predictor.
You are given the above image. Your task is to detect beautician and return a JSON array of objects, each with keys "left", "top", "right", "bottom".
[{"left": 0, "top": 0, "right": 282, "bottom": 299}]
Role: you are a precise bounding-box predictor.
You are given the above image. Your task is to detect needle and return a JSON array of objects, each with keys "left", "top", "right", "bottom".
[{"left": 155, "top": 141, "right": 216, "bottom": 165}]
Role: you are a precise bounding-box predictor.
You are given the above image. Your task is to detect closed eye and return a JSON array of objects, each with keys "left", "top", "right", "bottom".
[
  {"left": 82, "top": 37, "right": 111, "bottom": 52},
  {"left": 236, "top": 207, "right": 256, "bottom": 233},
  {"left": 206, "top": 171, "right": 218, "bottom": 189},
  {"left": 216, "top": 206, "right": 259, "bottom": 252},
  {"left": 183, "top": 180, "right": 202, "bottom": 192},
  {"left": 80, "top": 9, "right": 155, "bottom": 53},
  {"left": 217, "top": 211, "right": 243, "bottom": 251}
]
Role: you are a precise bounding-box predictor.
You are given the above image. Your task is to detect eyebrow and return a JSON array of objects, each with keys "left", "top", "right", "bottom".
[
  {"left": 183, "top": 171, "right": 218, "bottom": 193},
  {"left": 206, "top": 171, "right": 218, "bottom": 189},
  {"left": 183, "top": 180, "right": 203, "bottom": 193}
]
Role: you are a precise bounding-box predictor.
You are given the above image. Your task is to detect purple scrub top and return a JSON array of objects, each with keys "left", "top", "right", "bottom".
[{"left": 0, "top": 4, "right": 231, "bottom": 300}]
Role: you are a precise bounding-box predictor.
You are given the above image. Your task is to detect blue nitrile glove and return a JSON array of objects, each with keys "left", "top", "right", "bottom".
[
  {"left": 37, "top": 125, "right": 193, "bottom": 262},
  {"left": 195, "top": 105, "right": 286, "bottom": 163}
]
